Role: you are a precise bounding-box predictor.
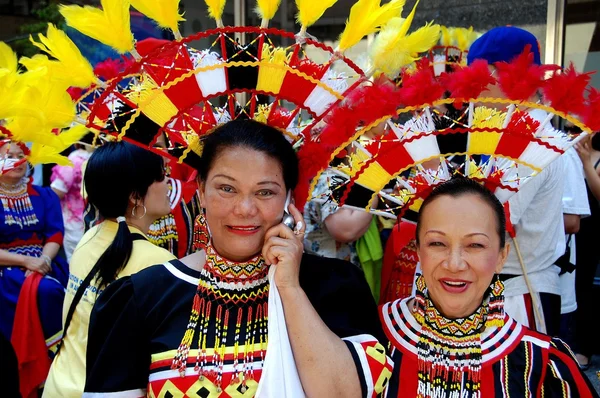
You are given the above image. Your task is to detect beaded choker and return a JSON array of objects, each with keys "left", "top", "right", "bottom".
[
  {"left": 172, "top": 243, "right": 269, "bottom": 393},
  {"left": 413, "top": 275, "right": 494, "bottom": 398},
  {"left": 0, "top": 178, "right": 38, "bottom": 228}
]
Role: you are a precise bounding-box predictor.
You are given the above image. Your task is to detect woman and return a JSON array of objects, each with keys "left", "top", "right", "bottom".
[
  {"left": 83, "top": 120, "right": 390, "bottom": 397},
  {"left": 0, "top": 140, "right": 68, "bottom": 355},
  {"left": 43, "top": 142, "right": 176, "bottom": 398},
  {"left": 378, "top": 178, "right": 598, "bottom": 397},
  {"left": 50, "top": 134, "right": 95, "bottom": 262},
  {"left": 573, "top": 133, "right": 600, "bottom": 370}
]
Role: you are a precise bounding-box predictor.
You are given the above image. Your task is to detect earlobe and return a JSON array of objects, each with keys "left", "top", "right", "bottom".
[{"left": 496, "top": 244, "right": 510, "bottom": 274}]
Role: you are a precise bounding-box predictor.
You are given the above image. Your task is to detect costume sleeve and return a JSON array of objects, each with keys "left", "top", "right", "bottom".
[
  {"left": 561, "top": 149, "right": 591, "bottom": 217},
  {"left": 83, "top": 277, "right": 150, "bottom": 397},
  {"left": 300, "top": 255, "right": 392, "bottom": 397},
  {"left": 41, "top": 188, "right": 64, "bottom": 245},
  {"left": 543, "top": 338, "right": 599, "bottom": 398},
  {"left": 50, "top": 164, "right": 75, "bottom": 194}
]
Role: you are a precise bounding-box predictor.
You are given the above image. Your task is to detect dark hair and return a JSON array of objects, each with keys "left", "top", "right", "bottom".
[
  {"left": 415, "top": 178, "right": 506, "bottom": 248},
  {"left": 84, "top": 141, "right": 165, "bottom": 288},
  {"left": 198, "top": 119, "right": 299, "bottom": 190}
]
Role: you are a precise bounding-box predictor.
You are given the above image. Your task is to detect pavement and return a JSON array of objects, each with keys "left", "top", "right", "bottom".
[{"left": 584, "top": 356, "right": 600, "bottom": 393}]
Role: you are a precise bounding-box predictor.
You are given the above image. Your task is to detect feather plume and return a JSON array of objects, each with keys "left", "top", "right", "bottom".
[
  {"left": 543, "top": 64, "right": 593, "bottom": 116},
  {"left": 19, "top": 54, "right": 82, "bottom": 89},
  {"left": 59, "top": 0, "right": 134, "bottom": 54},
  {"left": 0, "top": 42, "right": 17, "bottom": 73},
  {"left": 439, "top": 26, "right": 451, "bottom": 47},
  {"left": 57, "top": 124, "right": 89, "bottom": 152},
  {"left": 399, "top": 59, "right": 444, "bottom": 106},
  {"left": 337, "top": 0, "right": 405, "bottom": 52},
  {"left": 255, "top": 0, "right": 282, "bottom": 26},
  {"left": 204, "top": 0, "right": 227, "bottom": 22},
  {"left": 295, "top": 0, "right": 338, "bottom": 29},
  {"left": 440, "top": 59, "right": 495, "bottom": 102},
  {"left": 370, "top": 1, "right": 440, "bottom": 79},
  {"left": 30, "top": 24, "right": 96, "bottom": 88},
  {"left": 28, "top": 142, "right": 72, "bottom": 167},
  {"left": 131, "top": 0, "right": 185, "bottom": 36},
  {"left": 495, "top": 45, "right": 559, "bottom": 101},
  {"left": 583, "top": 88, "right": 600, "bottom": 132},
  {"left": 454, "top": 26, "right": 477, "bottom": 51}
]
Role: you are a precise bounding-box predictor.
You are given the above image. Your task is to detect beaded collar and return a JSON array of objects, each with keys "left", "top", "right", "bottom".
[
  {"left": 413, "top": 276, "right": 486, "bottom": 398},
  {"left": 172, "top": 242, "right": 270, "bottom": 392},
  {"left": 0, "top": 177, "right": 38, "bottom": 227}
]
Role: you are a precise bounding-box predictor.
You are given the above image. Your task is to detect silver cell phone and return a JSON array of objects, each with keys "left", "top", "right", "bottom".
[{"left": 282, "top": 190, "right": 295, "bottom": 230}]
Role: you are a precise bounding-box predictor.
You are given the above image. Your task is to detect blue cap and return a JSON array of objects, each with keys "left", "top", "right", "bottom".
[{"left": 467, "top": 26, "right": 541, "bottom": 66}]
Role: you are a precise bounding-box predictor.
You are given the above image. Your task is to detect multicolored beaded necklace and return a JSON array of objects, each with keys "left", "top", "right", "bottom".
[
  {"left": 147, "top": 213, "right": 178, "bottom": 250},
  {"left": 413, "top": 275, "right": 504, "bottom": 398},
  {"left": 172, "top": 242, "right": 270, "bottom": 392},
  {"left": 0, "top": 177, "right": 38, "bottom": 228}
]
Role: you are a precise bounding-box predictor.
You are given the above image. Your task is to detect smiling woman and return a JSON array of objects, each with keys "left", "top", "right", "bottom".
[
  {"left": 83, "top": 120, "right": 391, "bottom": 398},
  {"left": 378, "top": 178, "right": 599, "bottom": 397}
]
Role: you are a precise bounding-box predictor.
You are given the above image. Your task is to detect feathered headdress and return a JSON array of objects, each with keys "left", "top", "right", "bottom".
[{"left": 0, "top": 43, "right": 86, "bottom": 175}]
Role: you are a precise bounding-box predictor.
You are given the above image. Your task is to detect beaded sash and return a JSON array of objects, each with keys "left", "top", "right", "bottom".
[{"left": 172, "top": 243, "right": 269, "bottom": 393}]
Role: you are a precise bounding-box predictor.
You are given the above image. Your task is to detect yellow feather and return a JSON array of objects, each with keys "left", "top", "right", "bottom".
[
  {"left": 295, "top": 0, "right": 337, "bottom": 28},
  {"left": 255, "top": 0, "right": 282, "bottom": 23},
  {"left": 0, "top": 42, "right": 17, "bottom": 73},
  {"left": 204, "top": 0, "right": 227, "bottom": 22},
  {"left": 57, "top": 125, "right": 89, "bottom": 152},
  {"left": 131, "top": 0, "right": 185, "bottom": 35},
  {"left": 337, "top": 0, "right": 406, "bottom": 52},
  {"left": 59, "top": 0, "right": 134, "bottom": 54},
  {"left": 28, "top": 142, "right": 72, "bottom": 167},
  {"left": 440, "top": 26, "right": 451, "bottom": 47},
  {"left": 29, "top": 24, "right": 96, "bottom": 88},
  {"left": 370, "top": 0, "right": 440, "bottom": 78},
  {"left": 455, "top": 26, "right": 478, "bottom": 51}
]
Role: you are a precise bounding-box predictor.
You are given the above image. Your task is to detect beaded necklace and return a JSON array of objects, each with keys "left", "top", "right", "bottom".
[
  {"left": 172, "top": 242, "right": 269, "bottom": 393},
  {"left": 0, "top": 177, "right": 38, "bottom": 228},
  {"left": 413, "top": 275, "right": 502, "bottom": 398}
]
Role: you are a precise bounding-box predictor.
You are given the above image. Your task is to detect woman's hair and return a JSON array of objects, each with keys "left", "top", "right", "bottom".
[
  {"left": 415, "top": 178, "right": 506, "bottom": 248},
  {"left": 198, "top": 119, "right": 299, "bottom": 190},
  {"left": 84, "top": 141, "right": 165, "bottom": 288}
]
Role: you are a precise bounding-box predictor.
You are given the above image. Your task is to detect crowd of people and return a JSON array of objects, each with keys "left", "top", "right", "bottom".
[{"left": 1, "top": 0, "right": 600, "bottom": 397}]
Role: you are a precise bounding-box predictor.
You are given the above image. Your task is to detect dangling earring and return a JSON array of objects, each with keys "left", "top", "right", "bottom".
[
  {"left": 413, "top": 274, "right": 427, "bottom": 323},
  {"left": 131, "top": 203, "right": 147, "bottom": 219},
  {"left": 486, "top": 274, "right": 505, "bottom": 329},
  {"left": 192, "top": 208, "right": 210, "bottom": 251}
]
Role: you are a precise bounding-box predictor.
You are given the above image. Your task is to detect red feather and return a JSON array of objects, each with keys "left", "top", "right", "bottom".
[
  {"left": 94, "top": 57, "right": 134, "bottom": 81},
  {"left": 495, "top": 45, "right": 559, "bottom": 101},
  {"left": 583, "top": 87, "right": 600, "bottom": 132},
  {"left": 399, "top": 60, "right": 445, "bottom": 107},
  {"left": 441, "top": 60, "right": 495, "bottom": 103},
  {"left": 543, "top": 64, "right": 594, "bottom": 116},
  {"left": 267, "top": 107, "right": 294, "bottom": 130}
]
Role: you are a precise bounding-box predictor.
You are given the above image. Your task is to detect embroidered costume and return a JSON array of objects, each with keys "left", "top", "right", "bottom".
[
  {"left": 380, "top": 297, "right": 598, "bottom": 397},
  {"left": 85, "top": 253, "right": 390, "bottom": 397},
  {"left": 0, "top": 179, "right": 68, "bottom": 353}
]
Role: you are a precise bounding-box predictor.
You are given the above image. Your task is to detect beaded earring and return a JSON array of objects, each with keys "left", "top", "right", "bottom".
[
  {"left": 192, "top": 209, "right": 210, "bottom": 252},
  {"left": 485, "top": 274, "right": 505, "bottom": 329},
  {"left": 413, "top": 274, "right": 427, "bottom": 324}
]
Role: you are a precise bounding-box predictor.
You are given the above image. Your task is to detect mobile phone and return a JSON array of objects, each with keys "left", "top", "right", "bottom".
[{"left": 282, "top": 190, "right": 296, "bottom": 230}]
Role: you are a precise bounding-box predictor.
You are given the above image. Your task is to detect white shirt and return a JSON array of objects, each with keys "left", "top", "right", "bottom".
[
  {"left": 503, "top": 156, "right": 565, "bottom": 297},
  {"left": 558, "top": 148, "right": 590, "bottom": 313}
]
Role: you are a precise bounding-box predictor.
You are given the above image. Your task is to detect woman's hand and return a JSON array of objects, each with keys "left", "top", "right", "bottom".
[
  {"left": 262, "top": 203, "right": 305, "bottom": 290},
  {"left": 22, "top": 255, "right": 51, "bottom": 276},
  {"left": 575, "top": 135, "right": 593, "bottom": 165}
]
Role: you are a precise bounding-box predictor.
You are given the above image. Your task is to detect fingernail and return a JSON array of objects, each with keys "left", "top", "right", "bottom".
[{"left": 295, "top": 221, "right": 303, "bottom": 232}]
